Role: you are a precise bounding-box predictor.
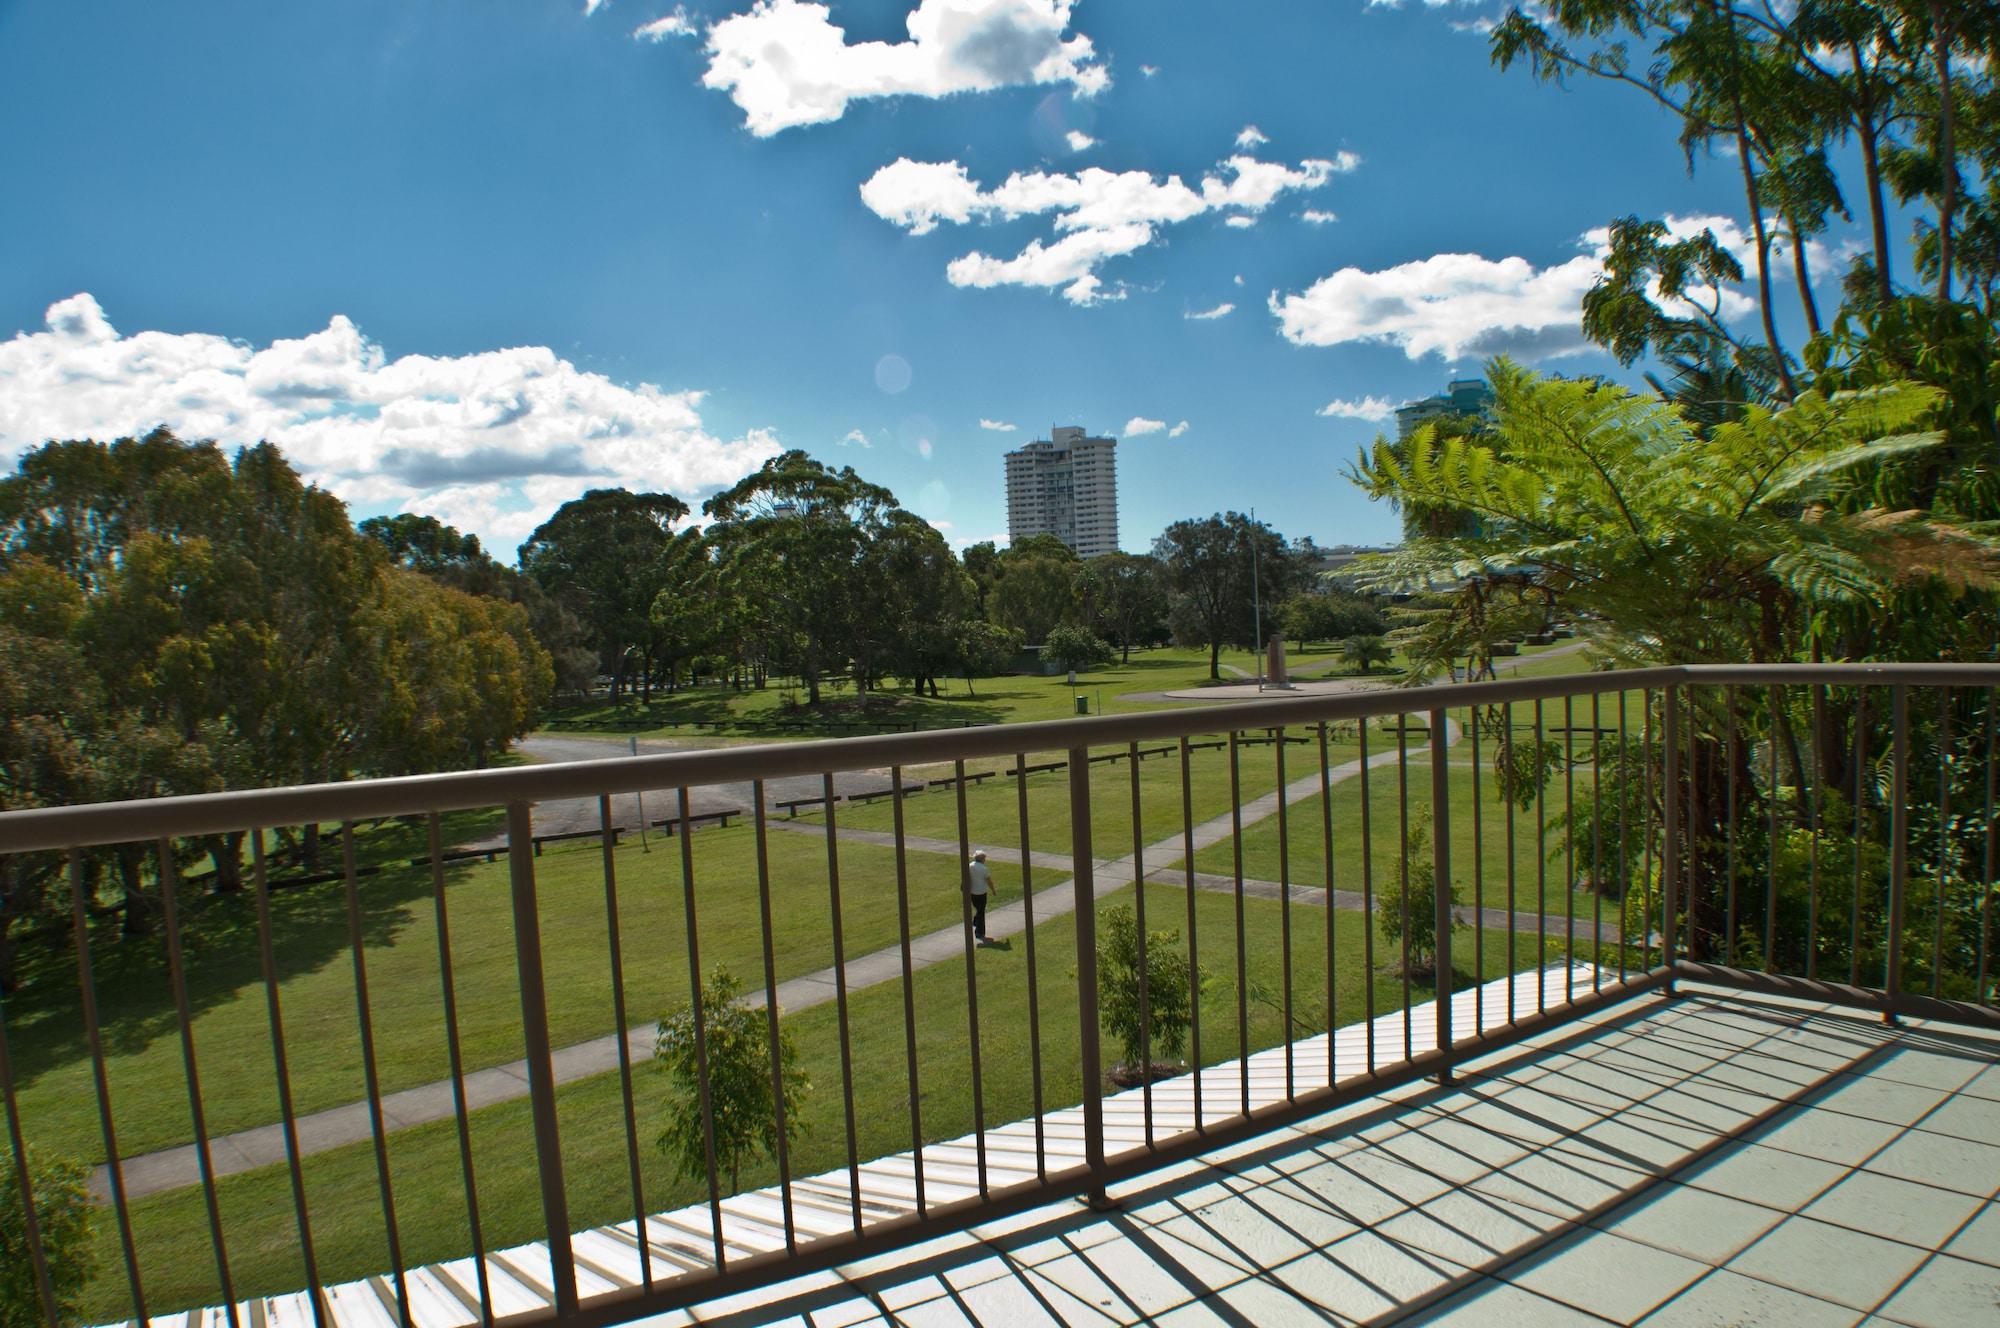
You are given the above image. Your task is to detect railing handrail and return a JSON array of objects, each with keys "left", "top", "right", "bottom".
[{"left": 4, "top": 662, "right": 1997, "bottom": 854}]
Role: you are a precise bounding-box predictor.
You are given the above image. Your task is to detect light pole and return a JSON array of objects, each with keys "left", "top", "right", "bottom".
[{"left": 1251, "top": 508, "right": 1264, "bottom": 692}]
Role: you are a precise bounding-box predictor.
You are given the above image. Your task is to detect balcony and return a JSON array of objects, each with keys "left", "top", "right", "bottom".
[{"left": 0, "top": 665, "right": 1994, "bottom": 1327}]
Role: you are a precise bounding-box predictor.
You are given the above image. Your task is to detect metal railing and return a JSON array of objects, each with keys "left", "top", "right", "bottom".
[{"left": 0, "top": 663, "right": 1995, "bottom": 1328}]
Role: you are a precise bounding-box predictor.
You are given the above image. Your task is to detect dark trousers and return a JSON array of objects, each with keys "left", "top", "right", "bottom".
[{"left": 971, "top": 891, "right": 988, "bottom": 939}]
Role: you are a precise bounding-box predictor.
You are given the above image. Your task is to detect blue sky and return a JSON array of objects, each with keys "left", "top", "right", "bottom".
[{"left": 0, "top": 0, "right": 1817, "bottom": 559}]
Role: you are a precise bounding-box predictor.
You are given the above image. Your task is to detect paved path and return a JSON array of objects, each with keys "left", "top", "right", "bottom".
[
  {"left": 101, "top": 714, "right": 1641, "bottom": 1201},
  {"left": 763, "top": 820, "right": 1621, "bottom": 946},
  {"left": 1125, "top": 639, "right": 1590, "bottom": 705},
  {"left": 480, "top": 735, "right": 914, "bottom": 843}
]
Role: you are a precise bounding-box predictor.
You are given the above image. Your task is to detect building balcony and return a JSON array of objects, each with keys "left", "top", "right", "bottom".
[{"left": 0, "top": 665, "right": 1993, "bottom": 1327}]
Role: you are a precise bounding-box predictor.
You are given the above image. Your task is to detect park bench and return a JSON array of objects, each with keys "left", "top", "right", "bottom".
[
  {"left": 846, "top": 786, "right": 921, "bottom": 805},
  {"left": 925, "top": 770, "right": 996, "bottom": 790},
  {"left": 1005, "top": 759, "right": 1068, "bottom": 778},
  {"left": 775, "top": 794, "right": 832, "bottom": 818},
  {"left": 652, "top": 808, "right": 741, "bottom": 834},
  {"left": 528, "top": 827, "right": 625, "bottom": 856}
]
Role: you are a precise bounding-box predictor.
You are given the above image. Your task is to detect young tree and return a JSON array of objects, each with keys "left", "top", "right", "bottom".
[
  {"left": 655, "top": 967, "right": 810, "bottom": 1195},
  {"left": 0, "top": 1148, "right": 94, "bottom": 1328},
  {"left": 1095, "top": 905, "right": 1199, "bottom": 1073},
  {"left": 1376, "top": 811, "right": 1465, "bottom": 980},
  {"left": 1339, "top": 634, "right": 1394, "bottom": 675}
]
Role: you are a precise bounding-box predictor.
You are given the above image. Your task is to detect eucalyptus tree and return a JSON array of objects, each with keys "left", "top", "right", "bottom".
[
  {"left": 861, "top": 510, "right": 975, "bottom": 698},
  {"left": 701, "top": 451, "right": 896, "bottom": 705},
  {"left": 1079, "top": 551, "right": 1168, "bottom": 662},
  {"left": 519, "top": 488, "right": 687, "bottom": 700},
  {"left": 988, "top": 534, "right": 1082, "bottom": 647},
  {"left": 1154, "top": 513, "right": 1295, "bottom": 679}
]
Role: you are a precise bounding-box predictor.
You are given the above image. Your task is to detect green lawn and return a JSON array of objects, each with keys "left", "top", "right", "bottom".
[
  {"left": 81, "top": 881, "right": 1596, "bottom": 1321},
  {"left": 538, "top": 644, "right": 1413, "bottom": 738},
  {"left": 9, "top": 825, "right": 1022, "bottom": 1165},
  {"left": 819, "top": 735, "right": 1364, "bottom": 862}
]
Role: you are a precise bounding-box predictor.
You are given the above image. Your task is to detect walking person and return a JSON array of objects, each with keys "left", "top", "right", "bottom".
[{"left": 966, "top": 849, "right": 993, "bottom": 942}]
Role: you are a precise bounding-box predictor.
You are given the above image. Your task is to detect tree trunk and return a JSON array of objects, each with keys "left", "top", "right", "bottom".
[
  {"left": 1851, "top": 50, "right": 1895, "bottom": 305},
  {"left": 207, "top": 832, "right": 246, "bottom": 894},
  {"left": 1209, "top": 640, "right": 1221, "bottom": 679},
  {"left": 1931, "top": 4, "right": 1957, "bottom": 302},
  {"left": 1787, "top": 211, "right": 1821, "bottom": 337},
  {"left": 1737, "top": 124, "right": 1797, "bottom": 400},
  {"left": 117, "top": 847, "right": 155, "bottom": 938}
]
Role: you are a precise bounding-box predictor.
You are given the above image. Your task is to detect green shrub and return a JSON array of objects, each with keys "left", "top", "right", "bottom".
[
  {"left": 655, "top": 966, "right": 810, "bottom": 1195},
  {"left": 0, "top": 1148, "right": 93, "bottom": 1328},
  {"left": 1096, "top": 905, "right": 1200, "bottom": 1068},
  {"left": 1377, "top": 810, "right": 1465, "bottom": 978},
  {"left": 1043, "top": 624, "right": 1114, "bottom": 673}
]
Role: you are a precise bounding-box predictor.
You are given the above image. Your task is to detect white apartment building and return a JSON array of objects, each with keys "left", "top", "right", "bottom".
[{"left": 1003, "top": 425, "right": 1120, "bottom": 559}]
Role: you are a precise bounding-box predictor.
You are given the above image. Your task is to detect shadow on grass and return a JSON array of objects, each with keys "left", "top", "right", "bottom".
[{"left": 5, "top": 806, "right": 502, "bottom": 1088}]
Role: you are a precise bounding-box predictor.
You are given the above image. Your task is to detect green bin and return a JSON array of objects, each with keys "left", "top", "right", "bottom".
[{"left": 1075, "top": 695, "right": 1089, "bottom": 715}]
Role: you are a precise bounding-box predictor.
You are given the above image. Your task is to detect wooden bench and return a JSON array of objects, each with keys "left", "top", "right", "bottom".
[
  {"left": 529, "top": 827, "right": 625, "bottom": 856},
  {"left": 1005, "top": 760, "right": 1068, "bottom": 778},
  {"left": 775, "top": 795, "right": 832, "bottom": 818},
  {"left": 925, "top": 770, "right": 997, "bottom": 790},
  {"left": 846, "top": 786, "right": 921, "bottom": 806},
  {"left": 652, "top": 808, "right": 741, "bottom": 834}
]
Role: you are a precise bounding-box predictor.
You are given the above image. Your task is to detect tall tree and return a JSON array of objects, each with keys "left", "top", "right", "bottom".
[
  {"left": 1154, "top": 513, "right": 1293, "bottom": 679},
  {"left": 1078, "top": 551, "right": 1167, "bottom": 662},
  {"left": 519, "top": 488, "right": 687, "bottom": 701},
  {"left": 702, "top": 452, "right": 895, "bottom": 705}
]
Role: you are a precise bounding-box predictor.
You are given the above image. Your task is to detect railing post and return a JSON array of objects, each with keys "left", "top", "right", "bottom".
[
  {"left": 507, "top": 801, "right": 578, "bottom": 1318},
  {"left": 1662, "top": 685, "right": 1681, "bottom": 996},
  {"left": 1067, "top": 748, "right": 1115, "bottom": 1211},
  {"left": 1887, "top": 685, "right": 1909, "bottom": 1025},
  {"left": 1429, "top": 708, "right": 1455, "bottom": 1082}
]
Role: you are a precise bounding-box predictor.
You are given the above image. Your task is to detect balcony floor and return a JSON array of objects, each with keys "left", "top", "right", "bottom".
[{"left": 644, "top": 984, "right": 2000, "bottom": 1328}]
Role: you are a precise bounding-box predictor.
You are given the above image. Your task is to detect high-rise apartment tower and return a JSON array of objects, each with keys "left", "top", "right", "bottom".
[{"left": 1003, "top": 425, "right": 1119, "bottom": 558}]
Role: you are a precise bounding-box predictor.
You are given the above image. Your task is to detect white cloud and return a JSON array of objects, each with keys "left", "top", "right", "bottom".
[
  {"left": 863, "top": 149, "right": 1344, "bottom": 303},
  {"left": 979, "top": 417, "right": 1018, "bottom": 431},
  {"left": 1065, "top": 129, "right": 1097, "bottom": 152},
  {"left": 634, "top": 8, "right": 696, "bottom": 40},
  {"left": 700, "top": 0, "right": 1107, "bottom": 137},
  {"left": 1302, "top": 208, "right": 1338, "bottom": 224},
  {"left": 1233, "top": 273, "right": 1244, "bottom": 286},
  {"left": 1139, "top": 63, "right": 1159, "bottom": 77},
  {"left": 1270, "top": 213, "right": 1762, "bottom": 362},
  {"left": 1224, "top": 215, "right": 1256, "bottom": 229},
  {"left": 1123, "top": 416, "right": 1167, "bottom": 436},
  {"left": 1168, "top": 420, "right": 1190, "bottom": 437},
  {"left": 1235, "top": 124, "right": 1269, "bottom": 148},
  {"left": 0, "top": 294, "right": 780, "bottom": 556},
  {"left": 585, "top": 0, "right": 611, "bottom": 15},
  {"left": 1186, "top": 302, "right": 1235, "bottom": 320},
  {"left": 1317, "top": 395, "right": 1396, "bottom": 422},
  {"left": 839, "top": 428, "right": 872, "bottom": 447}
]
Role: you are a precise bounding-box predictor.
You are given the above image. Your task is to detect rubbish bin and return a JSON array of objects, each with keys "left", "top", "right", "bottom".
[{"left": 1075, "top": 695, "right": 1089, "bottom": 715}]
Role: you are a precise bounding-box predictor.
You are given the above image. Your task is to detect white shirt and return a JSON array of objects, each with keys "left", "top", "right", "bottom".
[{"left": 966, "top": 859, "right": 993, "bottom": 896}]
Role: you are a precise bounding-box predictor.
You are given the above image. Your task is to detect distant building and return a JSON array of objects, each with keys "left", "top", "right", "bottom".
[
  {"left": 1394, "top": 378, "right": 1495, "bottom": 441},
  {"left": 1003, "top": 425, "right": 1120, "bottom": 559},
  {"left": 1315, "top": 543, "right": 1400, "bottom": 591}
]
